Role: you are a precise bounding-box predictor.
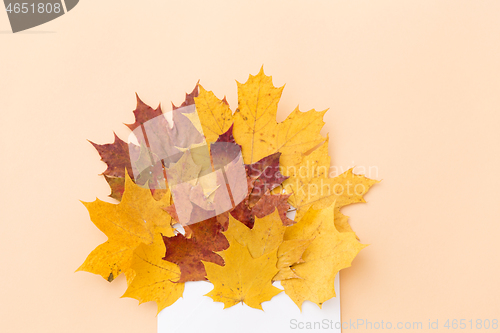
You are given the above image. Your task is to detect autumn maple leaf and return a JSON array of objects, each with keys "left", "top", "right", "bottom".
[
  {"left": 280, "top": 203, "right": 366, "bottom": 309},
  {"left": 203, "top": 235, "right": 282, "bottom": 310},
  {"left": 77, "top": 173, "right": 174, "bottom": 281},
  {"left": 122, "top": 233, "right": 184, "bottom": 313},
  {"left": 162, "top": 215, "right": 229, "bottom": 283},
  {"left": 90, "top": 85, "right": 200, "bottom": 201},
  {"left": 195, "top": 85, "right": 233, "bottom": 143}
]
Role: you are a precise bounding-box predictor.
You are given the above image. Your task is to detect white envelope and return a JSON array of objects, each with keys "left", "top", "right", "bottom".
[{"left": 158, "top": 274, "right": 341, "bottom": 333}]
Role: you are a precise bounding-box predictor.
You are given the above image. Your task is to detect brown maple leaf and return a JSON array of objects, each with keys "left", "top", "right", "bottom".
[
  {"left": 90, "top": 133, "right": 135, "bottom": 179},
  {"left": 230, "top": 191, "right": 293, "bottom": 228},
  {"left": 90, "top": 133, "right": 141, "bottom": 201},
  {"left": 245, "top": 152, "right": 288, "bottom": 206},
  {"left": 126, "top": 94, "right": 164, "bottom": 132},
  {"left": 210, "top": 124, "right": 241, "bottom": 167},
  {"left": 162, "top": 215, "right": 229, "bottom": 282},
  {"left": 215, "top": 123, "right": 236, "bottom": 144},
  {"left": 103, "top": 175, "right": 125, "bottom": 201},
  {"left": 90, "top": 94, "right": 166, "bottom": 200},
  {"left": 252, "top": 193, "right": 294, "bottom": 226},
  {"left": 172, "top": 83, "right": 199, "bottom": 110}
]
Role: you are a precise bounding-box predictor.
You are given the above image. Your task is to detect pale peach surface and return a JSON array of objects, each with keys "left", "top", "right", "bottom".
[{"left": 1, "top": 1, "right": 499, "bottom": 332}]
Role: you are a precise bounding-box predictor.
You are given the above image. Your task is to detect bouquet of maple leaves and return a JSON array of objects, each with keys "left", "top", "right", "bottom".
[{"left": 78, "top": 69, "right": 377, "bottom": 313}]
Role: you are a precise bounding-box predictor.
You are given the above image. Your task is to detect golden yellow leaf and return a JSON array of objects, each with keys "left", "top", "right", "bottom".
[
  {"left": 203, "top": 235, "right": 282, "bottom": 310},
  {"left": 332, "top": 168, "right": 379, "bottom": 208},
  {"left": 194, "top": 85, "right": 233, "bottom": 143},
  {"left": 77, "top": 173, "right": 174, "bottom": 281},
  {"left": 330, "top": 169, "right": 378, "bottom": 234},
  {"left": 233, "top": 68, "right": 327, "bottom": 166},
  {"left": 233, "top": 68, "right": 282, "bottom": 164},
  {"left": 124, "top": 268, "right": 136, "bottom": 286},
  {"left": 282, "top": 138, "right": 331, "bottom": 180},
  {"left": 275, "top": 107, "right": 327, "bottom": 168},
  {"left": 273, "top": 238, "right": 313, "bottom": 281},
  {"left": 281, "top": 139, "right": 333, "bottom": 218},
  {"left": 281, "top": 204, "right": 367, "bottom": 309},
  {"left": 77, "top": 241, "right": 135, "bottom": 282},
  {"left": 225, "top": 209, "right": 285, "bottom": 258},
  {"left": 272, "top": 268, "right": 298, "bottom": 281},
  {"left": 333, "top": 209, "right": 354, "bottom": 234},
  {"left": 122, "top": 233, "right": 184, "bottom": 313},
  {"left": 281, "top": 138, "right": 378, "bottom": 231}
]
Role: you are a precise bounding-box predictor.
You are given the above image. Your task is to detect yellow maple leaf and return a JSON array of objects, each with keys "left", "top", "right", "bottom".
[
  {"left": 281, "top": 204, "right": 366, "bottom": 309},
  {"left": 275, "top": 107, "right": 327, "bottom": 167},
  {"left": 233, "top": 67, "right": 326, "bottom": 166},
  {"left": 194, "top": 84, "right": 233, "bottom": 143},
  {"left": 225, "top": 209, "right": 285, "bottom": 258},
  {"left": 122, "top": 233, "right": 184, "bottom": 314},
  {"left": 77, "top": 173, "right": 174, "bottom": 281},
  {"left": 203, "top": 235, "right": 282, "bottom": 310},
  {"left": 281, "top": 139, "right": 378, "bottom": 233},
  {"left": 273, "top": 238, "right": 313, "bottom": 281},
  {"left": 196, "top": 68, "right": 376, "bottom": 236}
]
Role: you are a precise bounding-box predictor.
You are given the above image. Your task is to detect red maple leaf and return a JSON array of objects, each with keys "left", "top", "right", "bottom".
[
  {"left": 89, "top": 133, "right": 135, "bottom": 179},
  {"left": 162, "top": 215, "right": 229, "bottom": 282},
  {"left": 126, "top": 94, "right": 163, "bottom": 132},
  {"left": 172, "top": 83, "right": 199, "bottom": 110}
]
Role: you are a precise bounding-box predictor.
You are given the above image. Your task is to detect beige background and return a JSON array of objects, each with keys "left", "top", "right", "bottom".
[{"left": 1, "top": 1, "right": 499, "bottom": 332}]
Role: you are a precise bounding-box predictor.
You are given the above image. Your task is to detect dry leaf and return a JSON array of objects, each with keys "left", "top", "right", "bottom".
[
  {"left": 126, "top": 94, "right": 164, "bottom": 131},
  {"left": 233, "top": 68, "right": 326, "bottom": 167},
  {"left": 281, "top": 139, "right": 378, "bottom": 233},
  {"left": 273, "top": 238, "right": 313, "bottom": 281},
  {"left": 77, "top": 173, "right": 173, "bottom": 281},
  {"left": 162, "top": 216, "right": 229, "bottom": 282},
  {"left": 203, "top": 235, "right": 282, "bottom": 309},
  {"left": 225, "top": 209, "right": 285, "bottom": 258},
  {"left": 245, "top": 152, "right": 288, "bottom": 206},
  {"left": 275, "top": 107, "right": 327, "bottom": 168},
  {"left": 233, "top": 68, "right": 283, "bottom": 164},
  {"left": 194, "top": 85, "right": 233, "bottom": 143},
  {"left": 90, "top": 133, "right": 134, "bottom": 179},
  {"left": 281, "top": 204, "right": 367, "bottom": 309},
  {"left": 172, "top": 83, "right": 199, "bottom": 110},
  {"left": 90, "top": 134, "right": 141, "bottom": 201},
  {"left": 122, "top": 233, "right": 184, "bottom": 313},
  {"left": 103, "top": 174, "right": 125, "bottom": 201},
  {"left": 251, "top": 193, "right": 294, "bottom": 226}
]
